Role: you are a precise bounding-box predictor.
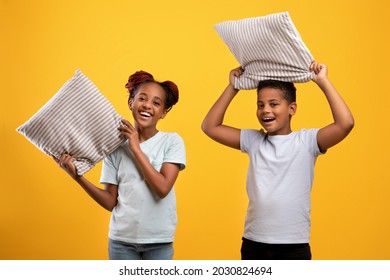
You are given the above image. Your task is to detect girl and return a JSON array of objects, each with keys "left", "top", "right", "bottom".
[{"left": 55, "top": 71, "right": 186, "bottom": 260}]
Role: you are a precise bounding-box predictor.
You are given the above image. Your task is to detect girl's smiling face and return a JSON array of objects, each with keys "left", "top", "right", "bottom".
[
  {"left": 129, "top": 82, "right": 167, "bottom": 130},
  {"left": 256, "top": 87, "right": 297, "bottom": 136}
]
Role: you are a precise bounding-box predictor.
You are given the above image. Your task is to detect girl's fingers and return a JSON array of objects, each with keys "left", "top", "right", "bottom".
[
  {"left": 121, "top": 119, "right": 134, "bottom": 128},
  {"left": 52, "top": 156, "right": 59, "bottom": 163},
  {"left": 57, "top": 153, "right": 74, "bottom": 167},
  {"left": 119, "top": 120, "right": 136, "bottom": 135}
]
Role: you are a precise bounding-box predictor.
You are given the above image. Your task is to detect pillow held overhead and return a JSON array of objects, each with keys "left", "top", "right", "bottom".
[
  {"left": 214, "top": 11, "right": 314, "bottom": 90},
  {"left": 16, "top": 69, "right": 126, "bottom": 176}
]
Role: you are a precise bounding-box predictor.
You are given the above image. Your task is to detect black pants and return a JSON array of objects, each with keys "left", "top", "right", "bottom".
[{"left": 241, "top": 238, "right": 312, "bottom": 260}]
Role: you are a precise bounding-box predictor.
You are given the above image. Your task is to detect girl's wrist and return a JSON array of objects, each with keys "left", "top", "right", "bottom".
[{"left": 130, "top": 144, "right": 142, "bottom": 155}]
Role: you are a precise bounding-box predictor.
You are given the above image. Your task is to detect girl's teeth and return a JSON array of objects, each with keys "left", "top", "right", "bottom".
[{"left": 140, "top": 112, "right": 151, "bottom": 117}]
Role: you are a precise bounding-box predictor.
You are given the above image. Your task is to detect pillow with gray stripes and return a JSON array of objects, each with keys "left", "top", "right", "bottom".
[
  {"left": 17, "top": 69, "right": 125, "bottom": 176},
  {"left": 214, "top": 12, "right": 314, "bottom": 90}
]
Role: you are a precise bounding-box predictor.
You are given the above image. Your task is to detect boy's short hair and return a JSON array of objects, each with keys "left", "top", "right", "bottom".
[{"left": 257, "top": 80, "right": 296, "bottom": 104}]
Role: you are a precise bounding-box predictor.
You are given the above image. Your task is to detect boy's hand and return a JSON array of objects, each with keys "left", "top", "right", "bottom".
[
  {"left": 229, "top": 66, "right": 244, "bottom": 88},
  {"left": 310, "top": 61, "right": 328, "bottom": 85}
]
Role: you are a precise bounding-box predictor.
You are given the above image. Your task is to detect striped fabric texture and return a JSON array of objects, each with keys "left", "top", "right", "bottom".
[
  {"left": 215, "top": 12, "right": 314, "bottom": 90},
  {"left": 17, "top": 69, "right": 125, "bottom": 176}
]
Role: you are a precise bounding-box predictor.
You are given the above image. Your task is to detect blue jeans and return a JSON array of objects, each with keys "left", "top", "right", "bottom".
[{"left": 108, "top": 239, "right": 174, "bottom": 260}]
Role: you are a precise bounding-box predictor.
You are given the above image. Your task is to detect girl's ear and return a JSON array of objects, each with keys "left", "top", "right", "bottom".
[
  {"left": 289, "top": 102, "right": 297, "bottom": 116},
  {"left": 128, "top": 99, "right": 133, "bottom": 111}
]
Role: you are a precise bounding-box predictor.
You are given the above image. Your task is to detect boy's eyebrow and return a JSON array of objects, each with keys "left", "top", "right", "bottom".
[{"left": 257, "top": 99, "right": 280, "bottom": 103}]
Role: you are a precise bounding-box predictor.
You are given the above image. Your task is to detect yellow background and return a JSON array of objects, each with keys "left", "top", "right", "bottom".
[{"left": 1, "top": 0, "right": 389, "bottom": 260}]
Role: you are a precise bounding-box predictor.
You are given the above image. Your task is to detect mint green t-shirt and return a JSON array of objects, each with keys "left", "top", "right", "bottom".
[{"left": 100, "top": 131, "right": 186, "bottom": 244}]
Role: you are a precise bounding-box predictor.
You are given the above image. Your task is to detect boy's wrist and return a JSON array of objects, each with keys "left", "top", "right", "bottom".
[
  {"left": 315, "top": 77, "right": 332, "bottom": 88},
  {"left": 227, "top": 84, "right": 239, "bottom": 94},
  {"left": 315, "top": 79, "right": 336, "bottom": 97}
]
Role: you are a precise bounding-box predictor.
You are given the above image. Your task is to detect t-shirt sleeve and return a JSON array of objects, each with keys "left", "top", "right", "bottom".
[
  {"left": 302, "top": 128, "right": 325, "bottom": 156},
  {"left": 240, "top": 129, "right": 262, "bottom": 153},
  {"left": 100, "top": 153, "right": 119, "bottom": 185},
  {"left": 164, "top": 133, "right": 186, "bottom": 170}
]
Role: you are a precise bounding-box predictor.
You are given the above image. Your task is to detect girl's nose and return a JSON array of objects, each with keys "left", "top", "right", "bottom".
[{"left": 142, "top": 101, "right": 151, "bottom": 109}]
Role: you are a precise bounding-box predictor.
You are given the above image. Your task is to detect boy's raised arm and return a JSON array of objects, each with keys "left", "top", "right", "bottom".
[
  {"left": 201, "top": 67, "right": 243, "bottom": 150},
  {"left": 312, "top": 62, "right": 355, "bottom": 152}
]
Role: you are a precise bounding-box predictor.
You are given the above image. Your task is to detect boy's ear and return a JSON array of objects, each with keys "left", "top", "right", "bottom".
[
  {"left": 160, "top": 109, "right": 168, "bottom": 119},
  {"left": 289, "top": 102, "right": 297, "bottom": 116}
]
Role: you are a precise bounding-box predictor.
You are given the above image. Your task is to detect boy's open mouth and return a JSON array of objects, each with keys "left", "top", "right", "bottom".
[{"left": 262, "top": 117, "right": 275, "bottom": 123}]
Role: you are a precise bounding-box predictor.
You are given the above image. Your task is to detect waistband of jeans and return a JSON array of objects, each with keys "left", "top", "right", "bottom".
[{"left": 242, "top": 237, "right": 309, "bottom": 248}]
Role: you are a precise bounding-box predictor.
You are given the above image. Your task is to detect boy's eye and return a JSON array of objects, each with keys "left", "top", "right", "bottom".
[
  {"left": 257, "top": 104, "right": 264, "bottom": 108},
  {"left": 153, "top": 101, "right": 161, "bottom": 106}
]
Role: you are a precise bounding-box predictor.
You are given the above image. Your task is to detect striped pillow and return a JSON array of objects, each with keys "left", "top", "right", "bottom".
[
  {"left": 215, "top": 12, "right": 314, "bottom": 90},
  {"left": 17, "top": 69, "right": 126, "bottom": 176}
]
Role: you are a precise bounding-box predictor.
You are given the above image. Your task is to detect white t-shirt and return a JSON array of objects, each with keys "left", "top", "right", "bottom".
[
  {"left": 240, "top": 128, "right": 323, "bottom": 244},
  {"left": 100, "top": 131, "right": 186, "bottom": 244}
]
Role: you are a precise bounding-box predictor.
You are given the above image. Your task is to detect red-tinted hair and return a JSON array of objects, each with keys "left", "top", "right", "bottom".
[{"left": 125, "top": 70, "right": 179, "bottom": 112}]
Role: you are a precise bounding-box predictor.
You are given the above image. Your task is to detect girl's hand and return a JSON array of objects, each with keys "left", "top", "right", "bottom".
[
  {"left": 229, "top": 66, "right": 244, "bottom": 88},
  {"left": 310, "top": 61, "right": 328, "bottom": 85},
  {"left": 118, "top": 119, "right": 140, "bottom": 152},
  {"left": 53, "top": 153, "right": 78, "bottom": 178}
]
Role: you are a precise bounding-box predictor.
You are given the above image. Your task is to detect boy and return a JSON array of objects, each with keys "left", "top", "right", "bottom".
[{"left": 201, "top": 62, "right": 354, "bottom": 259}]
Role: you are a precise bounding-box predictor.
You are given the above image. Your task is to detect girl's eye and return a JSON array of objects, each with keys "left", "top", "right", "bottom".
[
  {"left": 271, "top": 103, "right": 278, "bottom": 107},
  {"left": 154, "top": 101, "right": 161, "bottom": 106},
  {"left": 258, "top": 104, "right": 264, "bottom": 109}
]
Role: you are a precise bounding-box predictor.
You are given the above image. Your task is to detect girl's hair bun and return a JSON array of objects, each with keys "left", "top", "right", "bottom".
[
  {"left": 160, "top": 80, "right": 179, "bottom": 110},
  {"left": 125, "top": 70, "right": 154, "bottom": 96},
  {"left": 125, "top": 70, "right": 179, "bottom": 112}
]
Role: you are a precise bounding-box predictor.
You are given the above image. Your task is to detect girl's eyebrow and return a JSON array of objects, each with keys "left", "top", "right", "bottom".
[
  {"left": 153, "top": 96, "right": 163, "bottom": 102},
  {"left": 137, "top": 92, "right": 164, "bottom": 103}
]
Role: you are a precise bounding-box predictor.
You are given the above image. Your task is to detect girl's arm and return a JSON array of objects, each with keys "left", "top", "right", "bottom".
[
  {"left": 311, "top": 62, "right": 354, "bottom": 152},
  {"left": 54, "top": 154, "right": 118, "bottom": 211},
  {"left": 201, "top": 67, "right": 243, "bottom": 150},
  {"left": 119, "top": 120, "right": 180, "bottom": 199}
]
